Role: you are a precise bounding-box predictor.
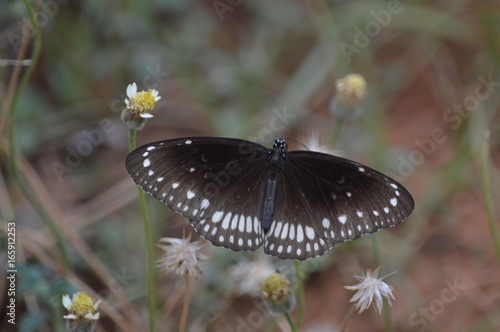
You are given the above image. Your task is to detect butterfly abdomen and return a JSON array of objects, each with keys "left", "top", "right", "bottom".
[{"left": 261, "top": 140, "right": 287, "bottom": 231}]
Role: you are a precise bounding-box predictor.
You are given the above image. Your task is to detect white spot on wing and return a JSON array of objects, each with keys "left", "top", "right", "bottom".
[
  {"left": 274, "top": 222, "right": 283, "bottom": 237},
  {"left": 147, "top": 146, "right": 156, "bottom": 151},
  {"left": 338, "top": 215, "right": 347, "bottom": 224},
  {"left": 246, "top": 216, "right": 252, "bottom": 233},
  {"left": 390, "top": 198, "right": 398, "bottom": 206},
  {"left": 281, "top": 223, "right": 289, "bottom": 240},
  {"left": 231, "top": 214, "right": 239, "bottom": 230},
  {"left": 148, "top": 170, "right": 154, "bottom": 176},
  {"left": 296, "top": 225, "right": 304, "bottom": 242},
  {"left": 253, "top": 217, "right": 259, "bottom": 234},
  {"left": 305, "top": 226, "right": 315, "bottom": 240},
  {"left": 201, "top": 199, "right": 210, "bottom": 209},
  {"left": 143, "top": 159, "right": 151, "bottom": 167},
  {"left": 212, "top": 211, "right": 224, "bottom": 222},
  {"left": 186, "top": 190, "right": 195, "bottom": 199},
  {"left": 185, "top": 140, "right": 192, "bottom": 145},
  {"left": 142, "top": 152, "right": 149, "bottom": 157},
  {"left": 238, "top": 215, "right": 245, "bottom": 232},
  {"left": 172, "top": 182, "right": 179, "bottom": 188},
  {"left": 359, "top": 167, "right": 365, "bottom": 172},
  {"left": 221, "top": 212, "right": 232, "bottom": 229},
  {"left": 157, "top": 177, "right": 164, "bottom": 182},
  {"left": 357, "top": 211, "right": 363, "bottom": 218}
]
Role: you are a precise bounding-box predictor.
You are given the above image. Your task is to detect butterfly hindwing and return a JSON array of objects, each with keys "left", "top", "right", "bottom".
[
  {"left": 263, "top": 163, "right": 335, "bottom": 260},
  {"left": 283, "top": 151, "right": 414, "bottom": 243},
  {"left": 191, "top": 168, "right": 268, "bottom": 251}
]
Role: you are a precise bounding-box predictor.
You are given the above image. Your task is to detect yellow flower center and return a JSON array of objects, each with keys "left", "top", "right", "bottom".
[
  {"left": 336, "top": 74, "right": 367, "bottom": 105},
  {"left": 128, "top": 90, "right": 158, "bottom": 113},
  {"left": 69, "top": 292, "right": 96, "bottom": 316},
  {"left": 261, "top": 273, "right": 290, "bottom": 304}
]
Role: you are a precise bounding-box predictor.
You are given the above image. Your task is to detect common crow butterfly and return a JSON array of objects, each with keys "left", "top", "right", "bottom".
[{"left": 126, "top": 137, "right": 414, "bottom": 260}]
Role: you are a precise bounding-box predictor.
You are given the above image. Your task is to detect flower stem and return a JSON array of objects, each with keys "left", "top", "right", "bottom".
[
  {"left": 294, "top": 260, "right": 304, "bottom": 329},
  {"left": 481, "top": 131, "right": 500, "bottom": 264},
  {"left": 370, "top": 235, "right": 382, "bottom": 267},
  {"left": 284, "top": 312, "right": 297, "bottom": 332},
  {"left": 382, "top": 297, "right": 395, "bottom": 332},
  {"left": 179, "top": 273, "right": 190, "bottom": 332},
  {"left": 330, "top": 118, "right": 345, "bottom": 148},
  {"left": 339, "top": 305, "right": 355, "bottom": 332},
  {"left": 6, "top": 0, "right": 71, "bottom": 269},
  {"left": 128, "top": 128, "right": 155, "bottom": 332}
]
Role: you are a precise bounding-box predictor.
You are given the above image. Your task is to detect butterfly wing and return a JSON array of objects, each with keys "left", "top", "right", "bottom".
[
  {"left": 264, "top": 151, "right": 414, "bottom": 260},
  {"left": 125, "top": 137, "right": 269, "bottom": 251}
]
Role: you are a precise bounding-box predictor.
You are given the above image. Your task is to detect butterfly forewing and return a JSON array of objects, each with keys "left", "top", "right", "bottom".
[
  {"left": 126, "top": 137, "right": 269, "bottom": 218},
  {"left": 126, "top": 137, "right": 269, "bottom": 250}
]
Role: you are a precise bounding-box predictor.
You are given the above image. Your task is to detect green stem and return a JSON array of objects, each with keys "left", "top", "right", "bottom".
[
  {"left": 179, "top": 273, "right": 190, "bottom": 332},
  {"left": 329, "top": 118, "right": 345, "bottom": 148},
  {"left": 339, "top": 305, "right": 355, "bottom": 332},
  {"left": 7, "top": 0, "right": 71, "bottom": 269},
  {"left": 382, "top": 297, "right": 395, "bottom": 332},
  {"left": 370, "top": 235, "right": 382, "bottom": 267},
  {"left": 294, "top": 260, "right": 304, "bottom": 329},
  {"left": 481, "top": 131, "right": 500, "bottom": 264},
  {"left": 284, "top": 312, "right": 297, "bottom": 332},
  {"left": 128, "top": 128, "right": 155, "bottom": 332}
]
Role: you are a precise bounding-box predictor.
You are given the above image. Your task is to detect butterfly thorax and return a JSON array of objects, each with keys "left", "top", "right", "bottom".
[{"left": 261, "top": 139, "right": 287, "bottom": 231}]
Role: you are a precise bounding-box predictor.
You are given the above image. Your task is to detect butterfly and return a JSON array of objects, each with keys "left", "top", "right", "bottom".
[{"left": 125, "top": 137, "right": 414, "bottom": 260}]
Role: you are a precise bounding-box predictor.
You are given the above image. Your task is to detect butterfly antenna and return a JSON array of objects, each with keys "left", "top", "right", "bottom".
[{"left": 283, "top": 137, "right": 309, "bottom": 151}]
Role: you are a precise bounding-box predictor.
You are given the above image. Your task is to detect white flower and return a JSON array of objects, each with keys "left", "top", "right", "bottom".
[
  {"left": 156, "top": 235, "right": 208, "bottom": 277},
  {"left": 344, "top": 266, "right": 395, "bottom": 314},
  {"left": 62, "top": 292, "right": 101, "bottom": 321},
  {"left": 305, "top": 133, "right": 341, "bottom": 156},
  {"left": 230, "top": 257, "right": 275, "bottom": 296},
  {"left": 124, "top": 82, "right": 161, "bottom": 119}
]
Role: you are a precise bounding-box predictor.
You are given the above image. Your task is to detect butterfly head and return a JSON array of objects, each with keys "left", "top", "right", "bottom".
[{"left": 272, "top": 139, "right": 288, "bottom": 157}]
